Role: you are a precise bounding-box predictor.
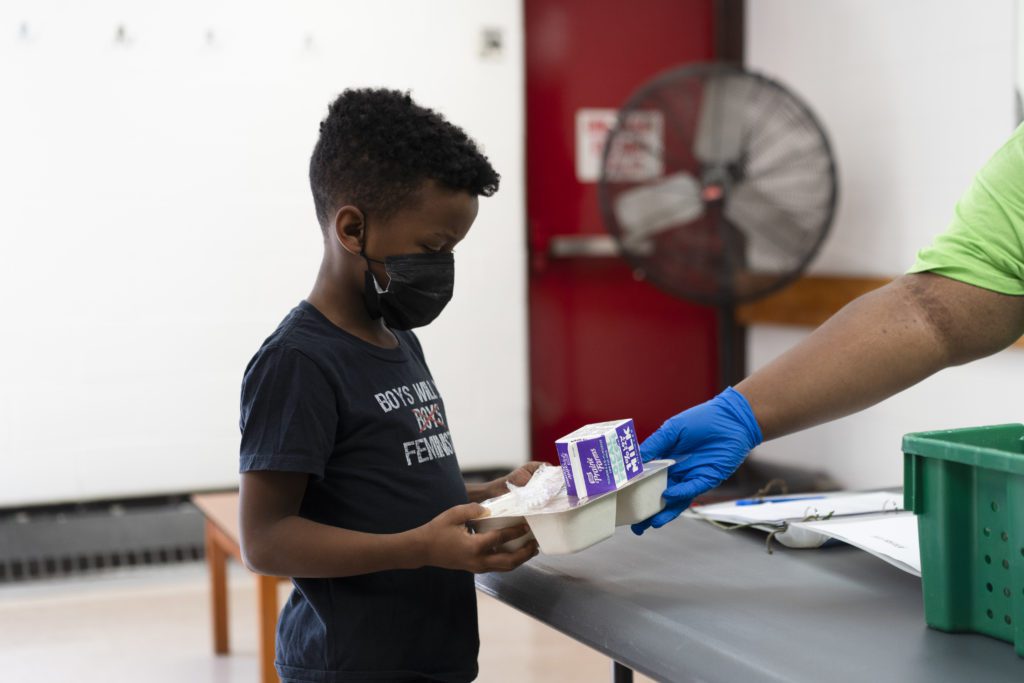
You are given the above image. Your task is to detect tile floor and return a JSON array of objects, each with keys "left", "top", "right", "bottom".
[{"left": 0, "top": 562, "right": 656, "bottom": 682}]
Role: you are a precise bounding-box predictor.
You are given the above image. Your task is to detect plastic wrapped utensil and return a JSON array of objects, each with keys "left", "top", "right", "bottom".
[{"left": 482, "top": 463, "right": 566, "bottom": 517}]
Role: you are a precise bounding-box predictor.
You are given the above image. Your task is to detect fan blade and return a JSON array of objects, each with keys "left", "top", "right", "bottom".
[
  {"left": 723, "top": 181, "right": 819, "bottom": 273},
  {"left": 613, "top": 172, "right": 705, "bottom": 255},
  {"left": 694, "top": 74, "right": 751, "bottom": 166}
]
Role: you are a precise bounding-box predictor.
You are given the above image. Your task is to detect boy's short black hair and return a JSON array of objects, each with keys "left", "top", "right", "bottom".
[{"left": 309, "top": 88, "right": 500, "bottom": 228}]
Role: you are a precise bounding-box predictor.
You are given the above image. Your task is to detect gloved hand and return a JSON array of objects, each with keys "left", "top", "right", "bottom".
[{"left": 632, "top": 387, "right": 763, "bottom": 535}]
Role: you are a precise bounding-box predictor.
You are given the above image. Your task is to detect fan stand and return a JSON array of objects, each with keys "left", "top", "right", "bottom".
[
  {"left": 705, "top": 189, "right": 746, "bottom": 390},
  {"left": 595, "top": 62, "right": 840, "bottom": 519},
  {"left": 717, "top": 307, "right": 740, "bottom": 390}
]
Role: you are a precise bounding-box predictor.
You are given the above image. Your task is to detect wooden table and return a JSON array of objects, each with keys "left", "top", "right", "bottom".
[{"left": 192, "top": 492, "right": 290, "bottom": 683}]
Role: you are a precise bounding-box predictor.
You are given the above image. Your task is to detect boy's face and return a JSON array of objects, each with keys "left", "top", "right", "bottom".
[{"left": 361, "top": 180, "right": 478, "bottom": 286}]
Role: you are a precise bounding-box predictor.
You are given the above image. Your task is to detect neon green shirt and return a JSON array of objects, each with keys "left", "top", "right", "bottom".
[{"left": 909, "top": 124, "right": 1024, "bottom": 295}]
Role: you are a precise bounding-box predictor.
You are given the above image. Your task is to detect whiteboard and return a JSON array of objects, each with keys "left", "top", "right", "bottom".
[{"left": 0, "top": 0, "right": 527, "bottom": 506}]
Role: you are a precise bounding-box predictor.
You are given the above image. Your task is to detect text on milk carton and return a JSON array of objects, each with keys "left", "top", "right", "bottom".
[{"left": 555, "top": 419, "right": 643, "bottom": 498}]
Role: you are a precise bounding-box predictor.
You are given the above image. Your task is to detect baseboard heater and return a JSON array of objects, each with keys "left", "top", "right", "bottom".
[
  {"left": 0, "top": 494, "right": 208, "bottom": 583},
  {"left": 0, "top": 470, "right": 512, "bottom": 583}
]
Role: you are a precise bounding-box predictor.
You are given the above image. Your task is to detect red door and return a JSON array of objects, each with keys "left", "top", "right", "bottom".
[{"left": 527, "top": 0, "right": 721, "bottom": 462}]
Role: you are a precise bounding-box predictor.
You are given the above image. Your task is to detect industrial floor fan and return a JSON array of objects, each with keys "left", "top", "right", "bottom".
[{"left": 598, "top": 63, "right": 838, "bottom": 389}]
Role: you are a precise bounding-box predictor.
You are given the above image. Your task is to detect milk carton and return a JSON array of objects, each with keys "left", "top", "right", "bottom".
[{"left": 555, "top": 419, "right": 644, "bottom": 498}]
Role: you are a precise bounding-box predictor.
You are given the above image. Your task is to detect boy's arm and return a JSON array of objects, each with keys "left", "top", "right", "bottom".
[
  {"left": 240, "top": 470, "right": 536, "bottom": 578},
  {"left": 465, "top": 482, "right": 497, "bottom": 504}
]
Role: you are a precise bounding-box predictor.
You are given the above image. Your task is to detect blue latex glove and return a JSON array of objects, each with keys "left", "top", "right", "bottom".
[{"left": 632, "top": 387, "right": 763, "bottom": 535}]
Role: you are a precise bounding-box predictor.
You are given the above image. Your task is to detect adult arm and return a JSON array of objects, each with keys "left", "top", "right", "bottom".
[
  {"left": 633, "top": 273, "right": 1024, "bottom": 534},
  {"left": 634, "top": 126, "right": 1024, "bottom": 534},
  {"left": 740, "top": 272, "right": 1024, "bottom": 440}
]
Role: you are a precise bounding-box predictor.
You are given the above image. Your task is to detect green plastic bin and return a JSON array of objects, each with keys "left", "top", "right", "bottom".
[{"left": 904, "top": 423, "right": 1024, "bottom": 656}]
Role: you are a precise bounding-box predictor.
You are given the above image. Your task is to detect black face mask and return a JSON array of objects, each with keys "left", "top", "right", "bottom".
[{"left": 362, "top": 251, "right": 455, "bottom": 330}]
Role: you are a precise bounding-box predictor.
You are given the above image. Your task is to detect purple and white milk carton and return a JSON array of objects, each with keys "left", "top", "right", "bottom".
[{"left": 555, "top": 419, "right": 644, "bottom": 498}]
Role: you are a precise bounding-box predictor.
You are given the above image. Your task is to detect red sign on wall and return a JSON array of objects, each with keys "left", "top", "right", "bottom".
[{"left": 574, "top": 108, "right": 664, "bottom": 183}]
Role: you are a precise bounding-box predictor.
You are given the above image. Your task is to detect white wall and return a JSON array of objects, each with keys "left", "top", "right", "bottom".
[
  {"left": 0, "top": 0, "right": 526, "bottom": 507},
  {"left": 746, "top": 0, "right": 1020, "bottom": 488}
]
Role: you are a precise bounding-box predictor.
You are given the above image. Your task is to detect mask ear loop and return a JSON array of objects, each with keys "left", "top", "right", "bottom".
[
  {"left": 358, "top": 216, "right": 391, "bottom": 292},
  {"left": 359, "top": 221, "right": 385, "bottom": 319}
]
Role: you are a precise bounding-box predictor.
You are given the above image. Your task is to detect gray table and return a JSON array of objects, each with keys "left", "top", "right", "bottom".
[{"left": 476, "top": 518, "right": 1024, "bottom": 683}]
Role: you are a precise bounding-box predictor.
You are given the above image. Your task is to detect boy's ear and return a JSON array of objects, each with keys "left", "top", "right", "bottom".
[{"left": 332, "top": 205, "right": 366, "bottom": 256}]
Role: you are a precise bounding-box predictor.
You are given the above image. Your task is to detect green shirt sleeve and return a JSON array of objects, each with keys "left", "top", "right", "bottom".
[{"left": 908, "top": 124, "right": 1024, "bottom": 295}]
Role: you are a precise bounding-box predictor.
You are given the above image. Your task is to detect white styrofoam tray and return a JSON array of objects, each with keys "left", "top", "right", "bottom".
[{"left": 468, "top": 459, "right": 672, "bottom": 555}]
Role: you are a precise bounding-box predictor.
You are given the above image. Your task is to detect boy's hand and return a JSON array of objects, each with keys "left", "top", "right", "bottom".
[
  {"left": 416, "top": 503, "right": 539, "bottom": 573},
  {"left": 484, "top": 461, "right": 544, "bottom": 500},
  {"left": 503, "top": 461, "right": 544, "bottom": 487}
]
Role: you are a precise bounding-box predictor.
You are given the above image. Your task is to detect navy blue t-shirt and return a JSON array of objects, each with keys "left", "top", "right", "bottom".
[{"left": 239, "top": 300, "right": 477, "bottom": 683}]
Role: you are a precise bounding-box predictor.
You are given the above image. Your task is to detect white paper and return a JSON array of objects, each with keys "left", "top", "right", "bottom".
[
  {"left": 689, "top": 490, "right": 904, "bottom": 526},
  {"left": 790, "top": 513, "right": 921, "bottom": 576}
]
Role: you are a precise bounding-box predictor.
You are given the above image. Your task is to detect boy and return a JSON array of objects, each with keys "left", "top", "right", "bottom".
[{"left": 238, "top": 88, "right": 538, "bottom": 683}]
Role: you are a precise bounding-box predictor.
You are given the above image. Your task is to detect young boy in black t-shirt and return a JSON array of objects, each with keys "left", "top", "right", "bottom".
[{"left": 238, "top": 89, "right": 538, "bottom": 683}]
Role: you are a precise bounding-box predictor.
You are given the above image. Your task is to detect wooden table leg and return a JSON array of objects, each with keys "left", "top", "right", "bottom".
[
  {"left": 205, "top": 519, "right": 229, "bottom": 655},
  {"left": 257, "top": 574, "right": 281, "bottom": 683}
]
